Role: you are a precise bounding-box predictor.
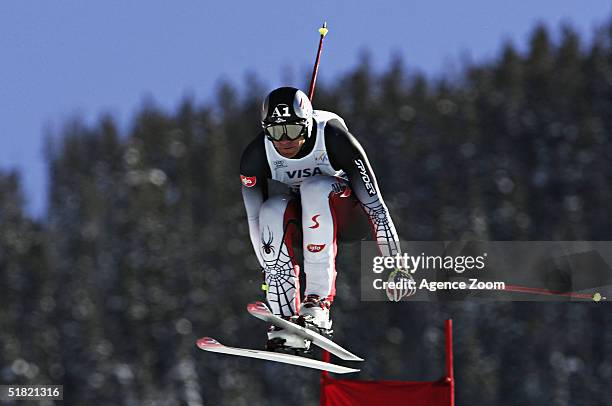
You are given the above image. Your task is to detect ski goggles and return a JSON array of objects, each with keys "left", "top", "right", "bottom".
[{"left": 263, "top": 122, "right": 307, "bottom": 141}]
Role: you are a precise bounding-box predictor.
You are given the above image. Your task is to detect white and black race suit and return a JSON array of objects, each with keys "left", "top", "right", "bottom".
[{"left": 240, "top": 110, "right": 400, "bottom": 316}]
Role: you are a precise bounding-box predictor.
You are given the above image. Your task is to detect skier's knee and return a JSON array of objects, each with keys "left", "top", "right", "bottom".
[
  {"left": 259, "top": 195, "right": 290, "bottom": 222},
  {"left": 300, "top": 176, "right": 335, "bottom": 199}
]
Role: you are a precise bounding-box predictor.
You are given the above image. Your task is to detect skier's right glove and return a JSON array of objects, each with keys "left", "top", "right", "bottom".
[{"left": 386, "top": 266, "right": 417, "bottom": 302}]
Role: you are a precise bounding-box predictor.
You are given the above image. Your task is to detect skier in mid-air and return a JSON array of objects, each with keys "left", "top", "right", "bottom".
[{"left": 240, "top": 87, "right": 401, "bottom": 353}]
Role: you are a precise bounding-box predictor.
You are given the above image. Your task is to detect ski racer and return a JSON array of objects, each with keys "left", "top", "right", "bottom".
[{"left": 240, "top": 87, "right": 401, "bottom": 352}]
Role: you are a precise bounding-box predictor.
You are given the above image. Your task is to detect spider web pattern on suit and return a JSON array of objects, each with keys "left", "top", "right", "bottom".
[
  {"left": 261, "top": 220, "right": 299, "bottom": 317},
  {"left": 362, "top": 201, "right": 400, "bottom": 256}
]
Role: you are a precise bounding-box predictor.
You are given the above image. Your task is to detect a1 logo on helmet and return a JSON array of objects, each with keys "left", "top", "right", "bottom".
[{"left": 271, "top": 104, "right": 292, "bottom": 121}]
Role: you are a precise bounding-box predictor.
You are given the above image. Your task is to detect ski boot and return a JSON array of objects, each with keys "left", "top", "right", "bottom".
[
  {"left": 266, "top": 317, "right": 312, "bottom": 357},
  {"left": 298, "top": 295, "right": 333, "bottom": 339}
]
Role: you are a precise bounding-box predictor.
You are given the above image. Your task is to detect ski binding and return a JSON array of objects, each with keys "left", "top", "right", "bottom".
[{"left": 247, "top": 301, "right": 364, "bottom": 362}]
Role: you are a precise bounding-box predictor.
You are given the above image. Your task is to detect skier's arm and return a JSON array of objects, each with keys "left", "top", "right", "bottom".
[
  {"left": 325, "top": 120, "right": 401, "bottom": 256},
  {"left": 240, "top": 135, "right": 270, "bottom": 267}
]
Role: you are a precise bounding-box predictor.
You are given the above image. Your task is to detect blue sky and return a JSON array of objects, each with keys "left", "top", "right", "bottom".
[{"left": 1, "top": 0, "right": 610, "bottom": 218}]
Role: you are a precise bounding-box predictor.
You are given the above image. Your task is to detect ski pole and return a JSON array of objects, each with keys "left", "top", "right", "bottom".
[{"left": 307, "top": 22, "right": 329, "bottom": 102}]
